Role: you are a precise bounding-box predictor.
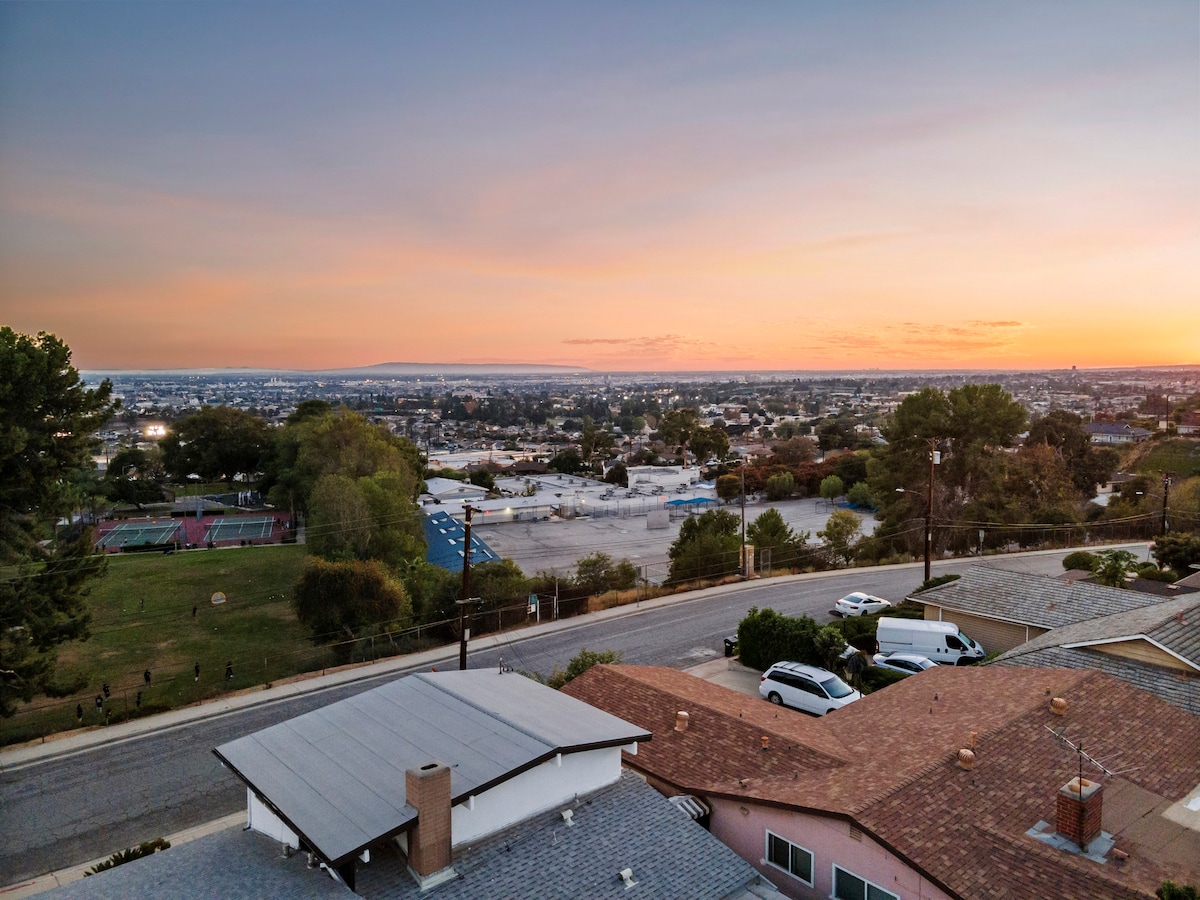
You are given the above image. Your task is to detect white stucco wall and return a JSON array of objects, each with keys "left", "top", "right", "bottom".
[
  {"left": 451, "top": 745, "right": 629, "bottom": 846},
  {"left": 247, "top": 789, "right": 299, "bottom": 848}
]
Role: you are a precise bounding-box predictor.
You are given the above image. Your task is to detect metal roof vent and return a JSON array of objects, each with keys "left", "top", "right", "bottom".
[
  {"left": 1051, "top": 697, "right": 1068, "bottom": 716},
  {"left": 561, "top": 809, "right": 575, "bottom": 827},
  {"left": 957, "top": 748, "right": 977, "bottom": 771},
  {"left": 674, "top": 711, "right": 689, "bottom": 732}
]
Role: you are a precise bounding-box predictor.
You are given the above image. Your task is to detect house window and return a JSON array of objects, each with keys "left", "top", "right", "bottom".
[
  {"left": 833, "top": 865, "right": 899, "bottom": 900},
  {"left": 764, "top": 831, "right": 813, "bottom": 886}
]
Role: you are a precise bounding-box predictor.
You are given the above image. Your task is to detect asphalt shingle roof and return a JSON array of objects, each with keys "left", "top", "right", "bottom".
[
  {"left": 40, "top": 828, "right": 355, "bottom": 900},
  {"left": 911, "top": 566, "right": 1167, "bottom": 628},
  {"left": 355, "top": 770, "right": 771, "bottom": 900},
  {"left": 565, "top": 664, "right": 1200, "bottom": 900}
]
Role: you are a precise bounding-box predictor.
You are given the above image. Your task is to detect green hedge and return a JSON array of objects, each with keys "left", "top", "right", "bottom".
[
  {"left": 860, "top": 666, "right": 908, "bottom": 693},
  {"left": 737, "top": 607, "right": 846, "bottom": 672}
]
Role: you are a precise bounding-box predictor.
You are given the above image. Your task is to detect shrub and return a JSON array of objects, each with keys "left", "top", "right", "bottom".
[
  {"left": 86, "top": 838, "right": 170, "bottom": 875},
  {"left": 534, "top": 647, "right": 623, "bottom": 690},
  {"left": 860, "top": 667, "right": 908, "bottom": 694},
  {"left": 1062, "top": 550, "right": 1098, "bottom": 572},
  {"left": 736, "top": 607, "right": 849, "bottom": 671},
  {"left": 912, "top": 573, "right": 960, "bottom": 594}
]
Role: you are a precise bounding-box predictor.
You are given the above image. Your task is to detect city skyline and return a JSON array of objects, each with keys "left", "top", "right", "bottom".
[{"left": 1, "top": 2, "right": 1196, "bottom": 373}]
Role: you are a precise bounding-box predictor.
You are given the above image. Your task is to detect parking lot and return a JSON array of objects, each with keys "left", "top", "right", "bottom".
[{"left": 476, "top": 495, "right": 878, "bottom": 579}]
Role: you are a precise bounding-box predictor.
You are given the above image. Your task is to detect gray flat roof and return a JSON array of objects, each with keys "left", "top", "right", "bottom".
[{"left": 214, "top": 670, "right": 649, "bottom": 867}]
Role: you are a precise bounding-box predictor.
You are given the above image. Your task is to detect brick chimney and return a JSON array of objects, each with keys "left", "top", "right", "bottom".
[
  {"left": 406, "top": 763, "right": 452, "bottom": 877},
  {"left": 1056, "top": 777, "right": 1103, "bottom": 849}
]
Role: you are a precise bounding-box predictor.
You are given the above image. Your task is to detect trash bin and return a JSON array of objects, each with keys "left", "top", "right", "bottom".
[{"left": 723, "top": 636, "right": 737, "bottom": 658}]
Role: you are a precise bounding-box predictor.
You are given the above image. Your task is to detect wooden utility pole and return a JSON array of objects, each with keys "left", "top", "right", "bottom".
[{"left": 458, "top": 506, "right": 477, "bottom": 671}]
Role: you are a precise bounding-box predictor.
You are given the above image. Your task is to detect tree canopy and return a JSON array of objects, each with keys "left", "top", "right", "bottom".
[
  {"left": 667, "top": 509, "right": 741, "bottom": 583},
  {"left": 0, "top": 329, "right": 116, "bottom": 716},
  {"left": 160, "top": 405, "right": 271, "bottom": 484}
]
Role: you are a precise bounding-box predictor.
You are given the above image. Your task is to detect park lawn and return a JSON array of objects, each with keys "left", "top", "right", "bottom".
[{"left": 15, "top": 544, "right": 327, "bottom": 743}]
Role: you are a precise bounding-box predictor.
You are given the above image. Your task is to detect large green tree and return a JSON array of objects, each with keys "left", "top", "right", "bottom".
[
  {"left": 746, "top": 508, "right": 807, "bottom": 572},
  {"left": 0, "top": 329, "right": 116, "bottom": 716},
  {"left": 160, "top": 405, "right": 272, "bottom": 485},
  {"left": 292, "top": 557, "right": 412, "bottom": 659},
  {"left": 667, "top": 509, "right": 741, "bottom": 583}
]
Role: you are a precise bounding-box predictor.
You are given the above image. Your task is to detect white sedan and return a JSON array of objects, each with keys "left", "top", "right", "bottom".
[
  {"left": 834, "top": 592, "right": 892, "bottom": 617},
  {"left": 872, "top": 653, "right": 938, "bottom": 674}
]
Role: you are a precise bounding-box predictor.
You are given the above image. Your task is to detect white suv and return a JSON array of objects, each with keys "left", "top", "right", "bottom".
[{"left": 759, "top": 662, "right": 862, "bottom": 716}]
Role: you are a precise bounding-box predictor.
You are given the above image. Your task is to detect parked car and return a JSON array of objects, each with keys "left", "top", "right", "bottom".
[
  {"left": 759, "top": 662, "right": 862, "bottom": 715},
  {"left": 872, "top": 652, "right": 937, "bottom": 675},
  {"left": 834, "top": 591, "right": 891, "bottom": 617}
]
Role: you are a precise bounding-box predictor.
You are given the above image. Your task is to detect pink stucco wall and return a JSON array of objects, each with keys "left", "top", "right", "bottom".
[{"left": 708, "top": 797, "right": 955, "bottom": 900}]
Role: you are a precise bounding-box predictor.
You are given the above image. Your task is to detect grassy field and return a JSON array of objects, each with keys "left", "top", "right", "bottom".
[
  {"left": 1129, "top": 438, "right": 1200, "bottom": 478},
  {"left": 4, "top": 544, "right": 325, "bottom": 745}
]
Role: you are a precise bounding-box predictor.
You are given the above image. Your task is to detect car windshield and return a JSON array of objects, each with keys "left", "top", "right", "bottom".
[
  {"left": 959, "top": 632, "right": 975, "bottom": 647},
  {"left": 820, "top": 675, "right": 855, "bottom": 698}
]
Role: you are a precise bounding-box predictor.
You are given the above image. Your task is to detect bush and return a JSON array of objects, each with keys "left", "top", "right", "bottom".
[
  {"left": 533, "top": 647, "right": 623, "bottom": 690},
  {"left": 860, "top": 667, "right": 908, "bottom": 694},
  {"left": 86, "top": 838, "right": 170, "bottom": 875},
  {"left": 737, "top": 607, "right": 842, "bottom": 671},
  {"left": 1062, "top": 550, "right": 1098, "bottom": 572},
  {"left": 1137, "top": 564, "right": 1177, "bottom": 583},
  {"left": 912, "top": 573, "right": 960, "bottom": 594}
]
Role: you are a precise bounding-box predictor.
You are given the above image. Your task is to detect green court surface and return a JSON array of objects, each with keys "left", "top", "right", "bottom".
[
  {"left": 204, "top": 516, "right": 275, "bottom": 542},
  {"left": 97, "top": 520, "right": 180, "bottom": 549}
]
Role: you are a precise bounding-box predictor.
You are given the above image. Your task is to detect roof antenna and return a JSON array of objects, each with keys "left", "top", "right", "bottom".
[{"left": 1044, "top": 726, "right": 1114, "bottom": 777}]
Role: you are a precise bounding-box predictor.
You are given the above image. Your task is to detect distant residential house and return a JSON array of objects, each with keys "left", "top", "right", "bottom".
[
  {"left": 907, "top": 567, "right": 1170, "bottom": 655},
  {"left": 1084, "top": 422, "right": 1152, "bottom": 444},
  {"left": 992, "top": 595, "right": 1200, "bottom": 713},
  {"left": 564, "top": 664, "right": 1200, "bottom": 900},
  {"left": 1162, "top": 412, "right": 1200, "bottom": 436}
]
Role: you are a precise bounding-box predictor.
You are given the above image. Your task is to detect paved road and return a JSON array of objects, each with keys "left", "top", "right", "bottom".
[{"left": 0, "top": 547, "right": 1137, "bottom": 887}]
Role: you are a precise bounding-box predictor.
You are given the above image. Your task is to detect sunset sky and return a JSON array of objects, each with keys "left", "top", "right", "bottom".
[{"left": 1, "top": 2, "right": 1196, "bottom": 372}]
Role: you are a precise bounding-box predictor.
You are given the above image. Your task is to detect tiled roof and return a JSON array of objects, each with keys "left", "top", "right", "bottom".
[
  {"left": 565, "top": 665, "right": 1200, "bottom": 900},
  {"left": 911, "top": 567, "right": 1166, "bottom": 628}
]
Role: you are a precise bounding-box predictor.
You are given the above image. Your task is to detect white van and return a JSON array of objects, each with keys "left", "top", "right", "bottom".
[{"left": 875, "top": 618, "right": 984, "bottom": 665}]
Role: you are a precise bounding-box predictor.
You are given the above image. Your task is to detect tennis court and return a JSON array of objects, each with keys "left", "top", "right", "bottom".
[
  {"left": 204, "top": 516, "right": 275, "bottom": 543},
  {"left": 97, "top": 520, "right": 181, "bottom": 549}
]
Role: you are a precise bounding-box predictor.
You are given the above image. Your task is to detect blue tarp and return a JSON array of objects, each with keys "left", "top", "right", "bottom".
[{"left": 664, "top": 497, "right": 717, "bottom": 507}]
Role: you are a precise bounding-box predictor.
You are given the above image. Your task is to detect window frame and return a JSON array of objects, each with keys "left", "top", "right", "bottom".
[
  {"left": 831, "top": 864, "right": 900, "bottom": 900},
  {"left": 763, "top": 830, "right": 814, "bottom": 887}
]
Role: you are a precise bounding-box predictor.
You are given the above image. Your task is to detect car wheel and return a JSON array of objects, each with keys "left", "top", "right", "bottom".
[{"left": 767, "top": 692, "right": 783, "bottom": 705}]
